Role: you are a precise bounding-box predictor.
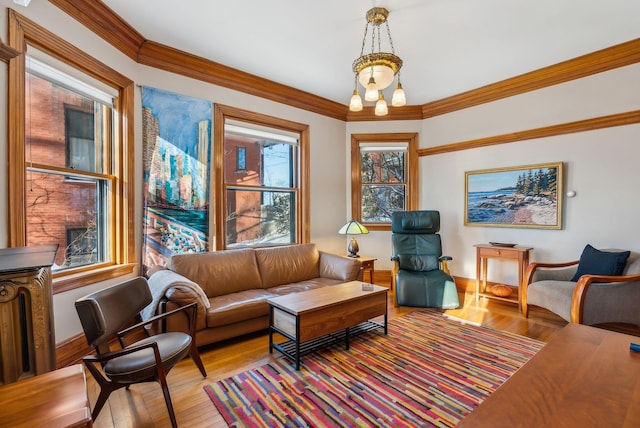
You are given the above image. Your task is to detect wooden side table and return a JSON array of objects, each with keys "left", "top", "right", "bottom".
[
  {"left": 474, "top": 244, "right": 533, "bottom": 312},
  {"left": 357, "top": 256, "right": 377, "bottom": 284}
]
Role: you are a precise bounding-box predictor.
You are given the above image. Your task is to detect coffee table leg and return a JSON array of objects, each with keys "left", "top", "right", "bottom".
[
  {"left": 295, "top": 319, "right": 301, "bottom": 370},
  {"left": 268, "top": 306, "right": 274, "bottom": 354},
  {"left": 384, "top": 311, "right": 388, "bottom": 334},
  {"left": 345, "top": 327, "right": 350, "bottom": 350}
]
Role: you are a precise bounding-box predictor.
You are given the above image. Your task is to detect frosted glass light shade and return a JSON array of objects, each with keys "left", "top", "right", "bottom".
[
  {"left": 364, "top": 76, "right": 379, "bottom": 101},
  {"left": 358, "top": 64, "right": 395, "bottom": 91},
  {"left": 392, "top": 83, "right": 406, "bottom": 107},
  {"left": 375, "top": 94, "right": 388, "bottom": 116},
  {"left": 349, "top": 90, "right": 363, "bottom": 111}
]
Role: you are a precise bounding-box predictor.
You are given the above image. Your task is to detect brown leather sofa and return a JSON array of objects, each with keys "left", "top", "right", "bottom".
[{"left": 146, "top": 243, "right": 362, "bottom": 347}]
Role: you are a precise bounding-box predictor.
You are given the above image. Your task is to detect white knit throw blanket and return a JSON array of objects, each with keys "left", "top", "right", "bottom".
[{"left": 142, "top": 269, "right": 210, "bottom": 321}]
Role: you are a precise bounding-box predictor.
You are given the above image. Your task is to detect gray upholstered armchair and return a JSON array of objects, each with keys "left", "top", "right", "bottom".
[
  {"left": 391, "top": 210, "right": 460, "bottom": 309},
  {"left": 522, "top": 246, "right": 640, "bottom": 326}
]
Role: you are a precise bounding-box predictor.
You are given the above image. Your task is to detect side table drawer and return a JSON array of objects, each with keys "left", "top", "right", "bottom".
[{"left": 477, "top": 247, "right": 519, "bottom": 260}]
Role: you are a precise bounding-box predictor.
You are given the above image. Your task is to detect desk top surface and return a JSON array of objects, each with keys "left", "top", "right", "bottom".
[
  {"left": 0, "top": 364, "right": 91, "bottom": 427},
  {"left": 458, "top": 323, "right": 640, "bottom": 427}
]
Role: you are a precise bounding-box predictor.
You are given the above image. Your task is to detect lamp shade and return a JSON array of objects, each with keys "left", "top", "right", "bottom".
[
  {"left": 357, "top": 64, "right": 395, "bottom": 91},
  {"left": 338, "top": 219, "right": 369, "bottom": 235}
]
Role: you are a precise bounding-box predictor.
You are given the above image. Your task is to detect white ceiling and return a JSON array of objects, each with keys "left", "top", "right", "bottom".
[{"left": 101, "top": 0, "right": 640, "bottom": 106}]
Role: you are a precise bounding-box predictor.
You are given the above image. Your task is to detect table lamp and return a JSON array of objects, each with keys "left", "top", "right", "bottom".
[{"left": 338, "top": 219, "right": 369, "bottom": 258}]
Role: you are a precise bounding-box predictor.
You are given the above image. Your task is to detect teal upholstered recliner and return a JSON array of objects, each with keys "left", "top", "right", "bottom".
[{"left": 391, "top": 210, "right": 459, "bottom": 308}]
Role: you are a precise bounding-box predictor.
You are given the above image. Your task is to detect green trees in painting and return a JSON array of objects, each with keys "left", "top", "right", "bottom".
[{"left": 515, "top": 168, "right": 558, "bottom": 200}]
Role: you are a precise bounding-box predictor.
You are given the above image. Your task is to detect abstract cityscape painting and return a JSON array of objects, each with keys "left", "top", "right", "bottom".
[
  {"left": 464, "top": 162, "right": 563, "bottom": 229},
  {"left": 141, "top": 86, "right": 212, "bottom": 273}
]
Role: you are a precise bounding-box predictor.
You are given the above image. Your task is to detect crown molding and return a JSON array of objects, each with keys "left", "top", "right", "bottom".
[
  {"left": 346, "top": 105, "right": 423, "bottom": 121},
  {"left": 137, "top": 40, "right": 347, "bottom": 120},
  {"left": 422, "top": 38, "right": 640, "bottom": 118},
  {"left": 49, "top": 0, "right": 144, "bottom": 60},
  {"left": 50, "top": 1, "right": 640, "bottom": 122}
]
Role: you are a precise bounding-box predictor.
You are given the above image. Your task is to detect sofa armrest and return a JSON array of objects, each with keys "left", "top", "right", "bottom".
[
  {"left": 319, "top": 251, "right": 362, "bottom": 281},
  {"left": 145, "top": 269, "right": 210, "bottom": 331},
  {"left": 164, "top": 287, "right": 208, "bottom": 331}
]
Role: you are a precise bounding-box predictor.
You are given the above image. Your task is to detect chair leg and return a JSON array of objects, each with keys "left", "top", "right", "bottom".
[
  {"left": 84, "top": 361, "right": 125, "bottom": 421},
  {"left": 190, "top": 341, "right": 207, "bottom": 377},
  {"left": 91, "top": 386, "right": 115, "bottom": 421},
  {"left": 158, "top": 372, "right": 178, "bottom": 428}
]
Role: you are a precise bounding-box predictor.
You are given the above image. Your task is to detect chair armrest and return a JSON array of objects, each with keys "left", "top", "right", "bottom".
[
  {"left": 571, "top": 273, "right": 640, "bottom": 323},
  {"left": 439, "top": 256, "right": 452, "bottom": 275},
  {"left": 523, "top": 260, "right": 579, "bottom": 287},
  {"left": 521, "top": 260, "right": 579, "bottom": 318},
  {"left": 118, "top": 302, "right": 198, "bottom": 347},
  {"left": 319, "top": 251, "right": 362, "bottom": 281}
]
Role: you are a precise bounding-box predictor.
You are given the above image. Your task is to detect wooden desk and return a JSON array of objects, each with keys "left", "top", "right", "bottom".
[
  {"left": 474, "top": 244, "right": 532, "bottom": 311},
  {"left": 458, "top": 323, "right": 640, "bottom": 427},
  {"left": 0, "top": 364, "right": 92, "bottom": 427},
  {"left": 357, "top": 256, "right": 377, "bottom": 284}
]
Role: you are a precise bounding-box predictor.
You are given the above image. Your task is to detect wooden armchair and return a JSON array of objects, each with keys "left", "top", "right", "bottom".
[
  {"left": 522, "top": 249, "right": 640, "bottom": 326},
  {"left": 75, "top": 277, "right": 207, "bottom": 427}
]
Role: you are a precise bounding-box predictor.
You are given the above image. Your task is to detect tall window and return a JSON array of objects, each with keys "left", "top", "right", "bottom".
[
  {"left": 9, "top": 13, "right": 135, "bottom": 292},
  {"left": 350, "top": 133, "right": 418, "bottom": 230},
  {"left": 25, "top": 57, "right": 113, "bottom": 271},
  {"left": 214, "top": 105, "right": 309, "bottom": 249}
]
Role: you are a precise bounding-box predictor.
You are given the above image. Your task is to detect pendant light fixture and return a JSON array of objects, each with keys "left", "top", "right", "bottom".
[{"left": 349, "top": 7, "right": 406, "bottom": 115}]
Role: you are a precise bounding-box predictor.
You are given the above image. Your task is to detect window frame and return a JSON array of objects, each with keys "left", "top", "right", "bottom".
[
  {"left": 213, "top": 104, "right": 310, "bottom": 249},
  {"left": 8, "top": 11, "right": 136, "bottom": 293},
  {"left": 350, "top": 133, "right": 419, "bottom": 231}
]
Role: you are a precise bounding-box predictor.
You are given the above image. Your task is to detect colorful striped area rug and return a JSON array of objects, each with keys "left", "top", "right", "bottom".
[{"left": 204, "top": 310, "right": 544, "bottom": 427}]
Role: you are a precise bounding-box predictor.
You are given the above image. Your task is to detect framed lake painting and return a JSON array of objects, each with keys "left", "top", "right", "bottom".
[{"left": 465, "top": 162, "right": 563, "bottom": 229}]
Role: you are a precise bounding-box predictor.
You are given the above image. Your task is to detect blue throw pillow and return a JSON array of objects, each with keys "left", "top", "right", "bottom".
[{"left": 570, "top": 244, "right": 630, "bottom": 282}]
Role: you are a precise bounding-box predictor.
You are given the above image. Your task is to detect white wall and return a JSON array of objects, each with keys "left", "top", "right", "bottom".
[{"left": 0, "top": 1, "right": 347, "bottom": 342}]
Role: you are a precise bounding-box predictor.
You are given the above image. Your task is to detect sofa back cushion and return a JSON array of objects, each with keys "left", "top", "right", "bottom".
[
  {"left": 255, "top": 243, "right": 320, "bottom": 288},
  {"left": 170, "top": 248, "right": 262, "bottom": 297}
]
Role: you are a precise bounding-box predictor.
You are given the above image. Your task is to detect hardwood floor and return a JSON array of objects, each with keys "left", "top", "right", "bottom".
[{"left": 88, "top": 291, "right": 568, "bottom": 427}]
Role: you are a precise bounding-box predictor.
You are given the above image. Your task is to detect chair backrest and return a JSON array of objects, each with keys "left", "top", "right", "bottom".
[
  {"left": 75, "top": 277, "right": 152, "bottom": 349},
  {"left": 392, "top": 210, "right": 443, "bottom": 272}
]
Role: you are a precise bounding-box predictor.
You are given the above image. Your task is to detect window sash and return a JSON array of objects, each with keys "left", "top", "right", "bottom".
[
  {"left": 25, "top": 168, "right": 111, "bottom": 271},
  {"left": 350, "top": 133, "right": 418, "bottom": 230},
  {"left": 224, "top": 188, "right": 296, "bottom": 248}
]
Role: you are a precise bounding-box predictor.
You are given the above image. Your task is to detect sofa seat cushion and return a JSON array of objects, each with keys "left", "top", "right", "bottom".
[
  {"left": 206, "top": 289, "right": 277, "bottom": 328},
  {"left": 526, "top": 280, "right": 575, "bottom": 322},
  {"left": 267, "top": 278, "right": 346, "bottom": 295}
]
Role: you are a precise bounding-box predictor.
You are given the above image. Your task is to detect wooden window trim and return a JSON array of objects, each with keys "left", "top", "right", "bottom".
[
  {"left": 7, "top": 10, "right": 136, "bottom": 293},
  {"left": 213, "top": 104, "right": 310, "bottom": 249},
  {"left": 350, "top": 133, "right": 419, "bottom": 231}
]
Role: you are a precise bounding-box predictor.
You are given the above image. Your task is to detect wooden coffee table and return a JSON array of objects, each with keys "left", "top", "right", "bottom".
[{"left": 268, "top": 281, "right": 388, "bottom": 369}]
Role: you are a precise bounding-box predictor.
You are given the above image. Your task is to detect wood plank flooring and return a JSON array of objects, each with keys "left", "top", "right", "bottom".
[{"left": 87, "top": 291, "right": 570, "bottom": 427}]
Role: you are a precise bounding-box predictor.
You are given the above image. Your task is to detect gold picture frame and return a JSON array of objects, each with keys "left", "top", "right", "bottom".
[{"left": 464, "top": 162, "right": 563, "bottom": 229}]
